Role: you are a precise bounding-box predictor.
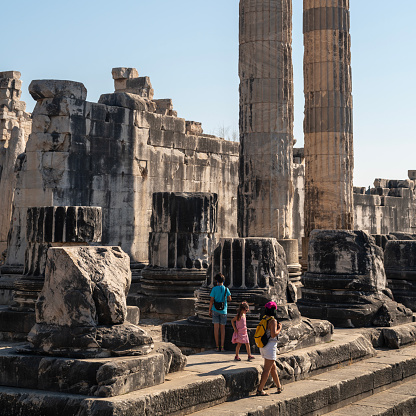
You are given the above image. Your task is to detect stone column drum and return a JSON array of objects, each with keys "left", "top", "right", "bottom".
[
  {"left": 303, "top": 0, "right": 354, "bottom": 236},
  {"left": 298, "top": 230, "right": 413, "bottom": 327},
  {"left": 277, "top": 238, "right": 302, "bottom": 283},
  {"left": 140, "top": 192, "right": 217, "bottom": 297},
  {"left": 238, "top": 0, "right": 294, "bottom": 239},
  {"left": 12, "top": 206, "right": 102, "bottom": 311},
  {"left": 384, "top": 240, "right": 416, "bottom": 311}
]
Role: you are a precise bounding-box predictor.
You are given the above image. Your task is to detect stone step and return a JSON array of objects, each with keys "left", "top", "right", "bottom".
[
  {"left": 324, "top": 378, "right": 416, "bottom": 415},
  {"left": 0, "top": 326, "right": 414, "bottom": 415},
  {"left": 189, "top": 343, "right": 416, "bottom": 416},
  {"left": 0, "top": 370, "right": 227, "bottom": 416},
  {"left": 0, "top": 328, "right": 375, "bottom": 415}
]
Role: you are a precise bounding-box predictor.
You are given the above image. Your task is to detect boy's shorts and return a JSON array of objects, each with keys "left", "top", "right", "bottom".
[{"left": 212, "top": 311, "right": 227, "bottom": 325}]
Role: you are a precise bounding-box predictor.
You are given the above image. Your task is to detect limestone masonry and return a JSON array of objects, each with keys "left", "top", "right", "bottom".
[
  {"left": 4, "top": 72, "right": 239, "bottom": 273},
  {"left": 0, "top": 71, "right": 31, "bottom": 259}
]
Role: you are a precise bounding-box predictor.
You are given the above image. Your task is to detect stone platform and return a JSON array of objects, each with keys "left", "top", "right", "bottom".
[
  {"left": 163, "top": 316, "right": 333, "bottom": 354},
  {"left": 2, "top": 323, "right": 416, "bottom": 415},
  {"left": 0, "top": 343, "right": 177, "bottom": 397}
]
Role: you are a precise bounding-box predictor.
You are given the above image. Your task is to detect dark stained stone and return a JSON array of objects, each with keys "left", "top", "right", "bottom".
[{"left": 298, "top": 230, "right": 413, "bottom": 327}]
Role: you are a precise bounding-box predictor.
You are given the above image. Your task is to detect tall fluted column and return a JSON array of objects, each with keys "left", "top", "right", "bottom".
[
  {"left": 303, "top": 0, "right": 354, "bottom": 236},
  {"left": 238, "top": 0, "right": 294, "bottom": 239}
]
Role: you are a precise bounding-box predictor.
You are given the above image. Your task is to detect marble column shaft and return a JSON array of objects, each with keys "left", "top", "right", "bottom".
[
  {"left": 238, "top": 0, "right": 294, "bottom": 239},
  {"left": 303, "top": 0, "right": 354, "bottom": 236}
]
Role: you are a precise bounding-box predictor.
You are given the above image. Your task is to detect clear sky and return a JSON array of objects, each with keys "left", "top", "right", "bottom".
[{"left": 2, "top": 0, "right": 415, "bottom": 187}]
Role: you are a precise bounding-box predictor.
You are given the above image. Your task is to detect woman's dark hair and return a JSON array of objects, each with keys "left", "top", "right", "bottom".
[
  {"left": 214, "top": 273, "right": 225, "bottom": 284},
  {"left": 264, "top": 307, "right": 276, "bottom": 317}
]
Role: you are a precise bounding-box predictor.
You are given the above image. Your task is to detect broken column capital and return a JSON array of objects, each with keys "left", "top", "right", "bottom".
[{"left": 29, "top": 80, "right": 87, "bottom": 101}]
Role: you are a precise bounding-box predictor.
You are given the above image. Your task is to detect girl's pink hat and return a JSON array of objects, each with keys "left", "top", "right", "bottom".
[{"left": 265, "top": 301, "right": 277, "bottom": 310}]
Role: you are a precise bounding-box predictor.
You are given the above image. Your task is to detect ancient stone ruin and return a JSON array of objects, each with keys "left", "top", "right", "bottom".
[
  {"left": 384, "top": 240, "right": 416, "bottom": 311},
  {"left": 298, "top": 230, "right": 413, "bottom": 327},
  {"left": 134, "top": 192, "right": 218, "bottom": 319},
  {"left": 1, "top": 0, "right": 416, "bottom": 414},
  {"left": 0, "top": 244, "right": 186, "bottom": 402},
  {"left": 27, "top": 246, "right": 153, "bottom": 357}
]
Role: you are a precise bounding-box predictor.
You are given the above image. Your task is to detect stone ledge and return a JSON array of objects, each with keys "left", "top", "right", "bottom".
[
  {"left": 190, "top": 344, "right": 416, "bottom": 416},
  {"left": 0, "top": 327, "right": 412, "bottom": 415},
  {"left": 0, "top": 340, "right": 185, "bottom": 398},
  {"left": 325, "top": 378, "right": 416, "bottom": 415},
  {"left": 0, "top": 372, "right": 226, "bottom": 416}
]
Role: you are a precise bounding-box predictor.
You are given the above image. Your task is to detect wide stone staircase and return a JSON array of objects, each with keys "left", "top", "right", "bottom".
[{"left": 2, "top": 323, "right": 416, "bottom": 415}]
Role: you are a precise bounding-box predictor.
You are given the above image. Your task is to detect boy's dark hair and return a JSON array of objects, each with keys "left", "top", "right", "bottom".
[{"left": 214, "top": 273, "right": 225, "bottom": 284}]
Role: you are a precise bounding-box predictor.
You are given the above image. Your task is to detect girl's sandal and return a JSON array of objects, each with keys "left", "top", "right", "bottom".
[
  {"left": 234, "top": 356, "right": 241, "bottom": 361},
  {"left": 247, "top": 355, "right": 255, "bottom": 360},
  {"left": 215, "top": 347, "right": 221, "bottom": 352},
  {"left": 276, "top": 387, "right": 283, "bottom": 394},
  {"left": 256, "top": 390, "right": 269, "bottom": 396}
]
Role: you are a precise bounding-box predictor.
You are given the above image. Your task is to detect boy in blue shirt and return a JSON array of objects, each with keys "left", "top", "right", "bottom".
[{"left": 209, "top": 273, "right": 231, "bottom": 351}]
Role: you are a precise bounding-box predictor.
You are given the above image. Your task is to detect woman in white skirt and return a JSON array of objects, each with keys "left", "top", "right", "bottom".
[{"left": 257, "top": 301, "right": 283, "bottom": 396}]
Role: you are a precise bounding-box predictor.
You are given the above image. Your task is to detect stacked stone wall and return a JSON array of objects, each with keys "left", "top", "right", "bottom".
[
  {"left": 0, "top": 71, "right": 31, "bottom": 259},
  {"left": 5, "top": 74, "right": 238, "bottom": 267},
  {"left": 354, "top": 175, "right": 416, "bottom": 235}
]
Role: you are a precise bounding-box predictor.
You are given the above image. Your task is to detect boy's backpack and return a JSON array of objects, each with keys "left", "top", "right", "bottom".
[{"left": 254, "top": 315, "right": 272, "bottom": 348}]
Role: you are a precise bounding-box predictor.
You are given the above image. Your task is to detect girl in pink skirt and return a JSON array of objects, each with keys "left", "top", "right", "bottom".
[{"left": 231, "top": 301, "right": 255, "bottom": 361}]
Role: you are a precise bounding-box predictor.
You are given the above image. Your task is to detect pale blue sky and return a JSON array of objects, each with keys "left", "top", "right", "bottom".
[{"left": 2, "top": 0, "right": 415, "bottom": 187}]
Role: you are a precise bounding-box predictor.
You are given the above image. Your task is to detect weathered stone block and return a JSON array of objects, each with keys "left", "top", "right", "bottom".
[
  {"left": 385, "top": 240, "right": 416, "bottom": 311},
  {"left": 111, "top": 67, "right": 139, "bottom": 80},
  {"left": 35, "top": 246, "right": 130, "bottom": 326},
  {"left": 0, "top": 71, "right": 21, "bottom": 80},
  {"left": 307, "top": 230, "right": 386, "bottom": 290},
  {"left": 26, "top": 132, "right": 72, "bottom": 152},
  {"left": 114, "top": 76, "right": 154, "bottom": 100},
  {"left": 99, "top": 92, "right": 148, "bottom": 111},
  {"left": 299, "top": 230, "right": 413, "bottom": 327},
  {"left": 186, "top": 120, "right": 203, "bottom": 135},
  {"left": 28, "top": 246, "right": 154, "bottom": 357},
  {"left": 0, "top": 78, "right": 22, "bottom": 89},
  {"left": 32, "top": 96, "right": 85, "bottom": 118},
  {"left": 29, "top": 80, "right": 87, "bottom": 101}
]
